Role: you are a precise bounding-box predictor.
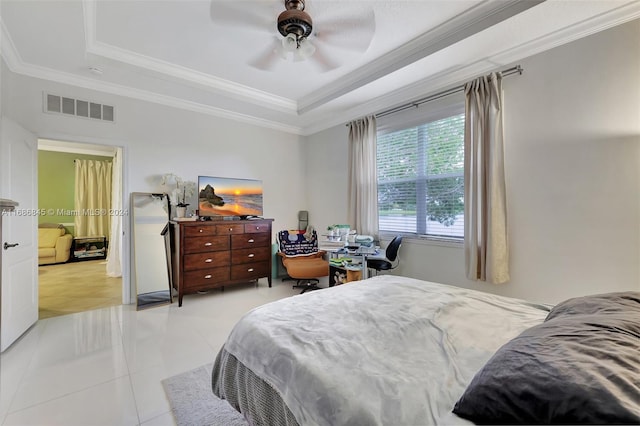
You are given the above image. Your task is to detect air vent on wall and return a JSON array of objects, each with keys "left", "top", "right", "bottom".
[{"left": 44, "top": 93, "right": 115, "bottom": 123}]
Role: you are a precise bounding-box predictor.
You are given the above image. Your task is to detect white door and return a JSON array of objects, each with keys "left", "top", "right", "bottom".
[{"left": 1, "top": 117, "right": 38, "bottom": 352}]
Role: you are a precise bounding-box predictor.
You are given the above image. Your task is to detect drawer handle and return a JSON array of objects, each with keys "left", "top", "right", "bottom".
[
  {"left": 248, "top": 239, "right": 255, "bottom": 243},
  {"left": 229, "top": 228, "right": 233, "bottom": 232},
  {"left": 204, "top": 274, "right": 212, "bottom": 279},
  {"left": 248, "top": 253, "right": 255, "bottom": 258},
  {"left": 255, "top": 226, "right": 260, "bottom": 230},
  {"left": 204, "top": 242, "right": 213, "bottom": 246},
  {"left": 199, "top": 229, "right": 204, "bottom": 233},
  {"left": 247, "top": 268, "right": 254, "bottom": 272},
  {"left": 205, "top": 258, "right": 213, "bottom": 263}
]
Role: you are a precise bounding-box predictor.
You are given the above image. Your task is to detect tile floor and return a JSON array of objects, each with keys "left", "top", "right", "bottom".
[{"left": 0, "top": 278, "right": 308, "bottom": 425}]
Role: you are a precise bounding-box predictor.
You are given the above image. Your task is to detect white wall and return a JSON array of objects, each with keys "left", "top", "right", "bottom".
[
  {"left": 1, "top": 66, "right": 309, "bottom": 234},
  {"left": 3, "top": 20, "right": 639, "bottom": 306},
  {"left": 306, "top": 19, "right": 640, "bottom": 304},
  {"left": 306, "top": 124, "right": 351, "bottom": 233},
  {"left": 1, "top": 66, "right": 311, "bottom": 302}
]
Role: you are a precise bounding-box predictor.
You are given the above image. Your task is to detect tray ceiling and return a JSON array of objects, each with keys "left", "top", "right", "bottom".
[{"left": 1, "top": 0, "right": 639, "bottom": 135}]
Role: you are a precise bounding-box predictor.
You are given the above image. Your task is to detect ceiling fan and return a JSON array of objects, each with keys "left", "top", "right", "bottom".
[
  {"left": 277, "top": 0, "right": 316, "bottom": 61},
  {"left": 210, "top": 0, "right": 376, "bottom": 72}
]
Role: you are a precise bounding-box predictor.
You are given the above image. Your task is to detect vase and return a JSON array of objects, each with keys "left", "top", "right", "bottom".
[{"left": 176, "top": 206, "right": 187, "bottom": 218}]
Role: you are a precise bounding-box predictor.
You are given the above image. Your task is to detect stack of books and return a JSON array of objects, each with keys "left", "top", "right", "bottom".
[{"left": 320, "top": 239, "right": 346, "bottom": 249}]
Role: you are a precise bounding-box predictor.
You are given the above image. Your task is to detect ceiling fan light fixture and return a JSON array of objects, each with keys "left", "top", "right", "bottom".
[
  {"left": 277, "top": 0, "right": 314, "bottom": 61},
  {"left": 282, "top": 33, "right": 299, "bottom": 53},
  {"left": 296, "top": 37, "right": 316, "bottom": 59}
]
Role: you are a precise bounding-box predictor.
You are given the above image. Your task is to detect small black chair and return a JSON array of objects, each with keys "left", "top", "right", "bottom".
[{"left": 367, "top": 236, "right": 402, "bottom": 276}]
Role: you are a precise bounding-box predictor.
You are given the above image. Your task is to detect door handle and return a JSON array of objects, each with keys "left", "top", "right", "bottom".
[{"left": 3, "top": 242, "right": 19, "bottom": 250}]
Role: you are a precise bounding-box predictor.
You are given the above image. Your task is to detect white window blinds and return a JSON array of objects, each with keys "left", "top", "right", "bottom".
[{"left": 377, "top": 112, "right": 465, "bottom": 239}]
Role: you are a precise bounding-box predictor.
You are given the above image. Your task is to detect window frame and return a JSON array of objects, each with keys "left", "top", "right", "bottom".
[{"left": 376, "top": 102, "right": 465, "bottom": 244}]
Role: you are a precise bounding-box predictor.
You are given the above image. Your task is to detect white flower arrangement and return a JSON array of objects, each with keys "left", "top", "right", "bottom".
[{"left": 161, "top": 173, "right": 196, "bottom": 207}]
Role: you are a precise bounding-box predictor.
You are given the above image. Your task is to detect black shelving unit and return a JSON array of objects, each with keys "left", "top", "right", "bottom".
[{"left": 72, "top": 236, "right": 107, "bottom": 261}]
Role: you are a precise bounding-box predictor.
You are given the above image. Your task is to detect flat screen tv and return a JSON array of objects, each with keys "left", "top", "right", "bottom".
[{"left": 198, "top": 176, "right": 263, "bottom": 219}]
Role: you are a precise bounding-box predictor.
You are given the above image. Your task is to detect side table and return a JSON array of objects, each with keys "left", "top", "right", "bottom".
[{"left": 72, "top": 236, "right": 107, "bottom": 261}]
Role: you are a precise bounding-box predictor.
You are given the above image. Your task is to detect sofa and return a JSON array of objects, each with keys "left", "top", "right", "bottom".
[{"left": 38, "top": 223, "right": 73, "bottom": 265}]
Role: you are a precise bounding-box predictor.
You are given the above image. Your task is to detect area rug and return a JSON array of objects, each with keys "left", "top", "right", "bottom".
[{"left": 162, "top": 363, "right": 248, "bottom": 426}]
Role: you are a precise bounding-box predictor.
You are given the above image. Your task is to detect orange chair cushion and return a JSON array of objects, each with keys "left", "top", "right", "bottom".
[{"left": 282, "top": 256, "right": 329, "bottom": 280}]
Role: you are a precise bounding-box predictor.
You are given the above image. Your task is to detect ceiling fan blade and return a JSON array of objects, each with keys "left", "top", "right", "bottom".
[
  {"left": 249, "top": 38, "right": 282, "bottom": 71},
  {"left": 314, "top": 27, "right": 375, "bottom": 52},
  {"left": 314, "top": 8, "right": 376, "bottom": 53},
  {"left": 209, "top": 0, "right": 275, "bottom": 33},
  {"left": 309, "top": 47, "right": 340, "bottom": 73}
]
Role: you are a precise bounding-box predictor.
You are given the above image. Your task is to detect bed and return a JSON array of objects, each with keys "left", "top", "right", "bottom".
[{"left": 212, "top": 275, "right": 640, "bottom": 425}]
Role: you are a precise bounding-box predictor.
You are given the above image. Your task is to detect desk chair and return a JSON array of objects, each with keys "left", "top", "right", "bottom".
[
  {"left": 367, "top": 235, "right": 402, "bottom": 276},
  {"left": 277, "top": 229, "right": 329, "bottom": 294}
]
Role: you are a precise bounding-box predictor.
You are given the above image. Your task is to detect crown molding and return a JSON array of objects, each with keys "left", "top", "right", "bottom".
[
  {"left": 489, "top": 0, "right": 640, "bottom": 65},
  {"left": 38, "top": 139, "right": 117, "bottom": 156},
  {"left": 0, "top": 19, "right": 22, "bottom": 69},
  {"left": 4, "top": 1, "right": 638, "bottom": 138},
  {"left": 85, "top": 41, "right": 299, "bottom": 115},
  {"left": 298, "top": 1, "right": 640, "bottom": 136},
  {"left": 297, "top": 0, "right": 545, "bottom": 115},
  {"left": 0, "top": 21, "right": 303, "bottom": 135},
  {"left": 81, "top": 0, "right": 297, "bottom": 115}
]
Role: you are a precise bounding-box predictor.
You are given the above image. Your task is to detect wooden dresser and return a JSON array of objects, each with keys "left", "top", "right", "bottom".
[{"left": 170, "top": 219, "right": 273, "bottom": 306}]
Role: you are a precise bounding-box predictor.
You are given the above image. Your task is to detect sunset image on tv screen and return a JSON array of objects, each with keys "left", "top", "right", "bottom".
[{"left": 198, "top": 176, "right": 263, "bottom": 217}]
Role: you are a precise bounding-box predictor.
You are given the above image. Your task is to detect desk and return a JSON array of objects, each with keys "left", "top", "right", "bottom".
[{"left": 332, "top": 246, "right": 385, "bottom": 280}]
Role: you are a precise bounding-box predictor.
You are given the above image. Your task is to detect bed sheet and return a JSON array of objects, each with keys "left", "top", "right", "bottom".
[{"left": 213, "top": 275, "right": 551, "bottom": 425}]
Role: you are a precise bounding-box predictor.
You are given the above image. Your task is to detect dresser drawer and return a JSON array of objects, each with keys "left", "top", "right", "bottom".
[
  {"left": 183, "top": 225, "right": 216, "bottom": 237},
  {"left": 231, "top": 233, "right": 270, "bottom": 249},
  {"left": 183, "top": 267, "right": 230, "bottom": 290},
  {"left": 244, "top": 221, "right": 270, "bottom": 233},
  {"left": 183, "top": 235, "right": 229, "bottom": 253},
  {"left": 215, "top": 224, "right": 244, "bottom": 235},
  {"left": 231, "top": 261, "right": 270, "bottom": 281},
  {"left": 231, "top": 247, "right": 270, "bottom": 264},
  {"left": 184, "top": 251, "right": 230, "bottom": 271}
]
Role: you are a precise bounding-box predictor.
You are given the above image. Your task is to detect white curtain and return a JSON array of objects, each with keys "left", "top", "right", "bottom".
[
  {"left": 348, "top": 116, "right": 379, "bottom": 237},
  {"left": 464, "top": 72, "right": 510, "bottom": 284},
  {"left": 74, "top": 159, "right": 112, "bottom": 239},
  {"left": 106, "top": 148, "right": 122, "bottom": 277}
]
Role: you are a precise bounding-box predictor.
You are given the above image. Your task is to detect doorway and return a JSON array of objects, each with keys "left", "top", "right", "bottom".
[{"left": 37, "top": 139, "right": 124, "bottom": 319}]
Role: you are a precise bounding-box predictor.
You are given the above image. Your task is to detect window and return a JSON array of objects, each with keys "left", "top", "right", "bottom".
[{"left": 377, "top": 113, "right": 465, "bottom": 239}]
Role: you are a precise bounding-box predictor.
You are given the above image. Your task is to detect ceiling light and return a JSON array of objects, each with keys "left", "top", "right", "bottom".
[
  {"left": 294, "top": 37, "right": 316, "bottom": 61},
  {"left": 282, "top": 33, "right": 298, "bottom": 53}
]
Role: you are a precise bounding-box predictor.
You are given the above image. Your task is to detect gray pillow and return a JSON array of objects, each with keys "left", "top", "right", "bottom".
[
  {"left": 453, "top": 301, "right": 640, "bottom": 424},
  {"left": 545, "top": 291, "right": 640, "bottom": 321}
]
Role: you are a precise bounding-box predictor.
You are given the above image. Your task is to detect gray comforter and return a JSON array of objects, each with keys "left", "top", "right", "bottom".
[{"left": 215, "top": 275, "right": 551, "bottom": 425}]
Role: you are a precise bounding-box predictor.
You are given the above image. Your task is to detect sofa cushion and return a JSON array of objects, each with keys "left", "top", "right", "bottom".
[
  {"left": 38, "top": 247, "right": 56, "bottom": 258},
  {"left": 38, "top": 223, "right": 64, "bottom": 229},
  {"left": 39, "top": 228, "right": 65, "bottom": 248}
]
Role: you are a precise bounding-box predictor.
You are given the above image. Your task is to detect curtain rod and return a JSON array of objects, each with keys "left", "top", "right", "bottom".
[{"left": 348, "top": 65, "right": 523, "bottom": 124}]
